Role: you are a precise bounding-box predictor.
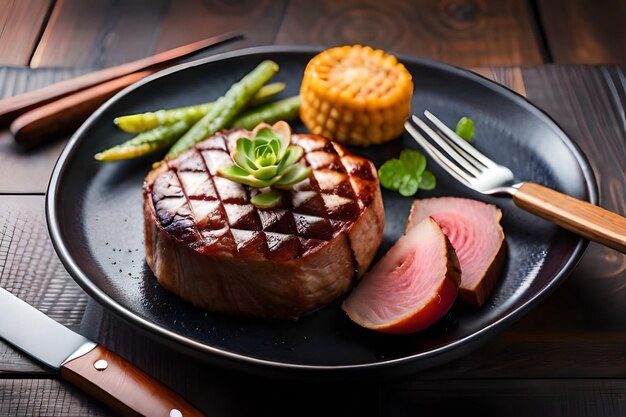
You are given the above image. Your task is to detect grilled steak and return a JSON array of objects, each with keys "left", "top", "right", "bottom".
[{"left": 144, "top": 129, "right": 384, "bottom": 319}]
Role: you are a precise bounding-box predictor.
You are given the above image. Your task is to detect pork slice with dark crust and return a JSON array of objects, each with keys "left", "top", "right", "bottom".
[{"left": 144, "top": 129, "right": 384, "bottom": 319}]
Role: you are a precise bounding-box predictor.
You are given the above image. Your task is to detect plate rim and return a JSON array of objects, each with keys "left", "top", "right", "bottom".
[{"left": 46, "top": 45, "right": 596, "bottom": 374}]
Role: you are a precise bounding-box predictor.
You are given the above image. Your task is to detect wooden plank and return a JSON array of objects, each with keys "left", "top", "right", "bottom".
[
  {"left": 382, "top": 379, "right": 626, "bottom": 417},
  {"left": 0, "top": 0, "right": 52, "bottom": 65},
  {"left": 0, "top": 195, "right": 88, "bottom": 374},
  {"left": 275, "top": 0, "right": 544, "bottom": 67},
  {"left": 0, "top": 129, "right": 68, "bottom": 193},
  {"left": 153, "top": 0, "right": 287, "bottom": 55},
  {"left": 29, "top": 0, "right": 285, "bottom": 69},
  {"left": 30, "top": 0, "right": 168, "bottom": 68},
  {"left": 0, "top": 66, "right": 88, "bottom": 193},
  {"left": 538, "top": 0, "right": 626, "bottom": 66},
  {"left": 0, "top": 379, "right": 112, "bottom": 417}
]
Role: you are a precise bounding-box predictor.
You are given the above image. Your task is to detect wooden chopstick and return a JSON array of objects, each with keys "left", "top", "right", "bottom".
[
  {"left": 0, "top": 31, "right": 242, "bottom": 127},
  {"left": 10, "top": 71, "right": 156, "bottom": 145}
]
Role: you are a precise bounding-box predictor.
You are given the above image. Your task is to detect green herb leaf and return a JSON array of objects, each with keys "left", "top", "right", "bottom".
[
  {"left": 419, "top": 170, "right": 436, "bottom": 190},
  {"left": 378, "top": 159, "right": 404, "bottom": 191},
  {"left": 455, "top": 116, "right": 475, "bottom": 141},
  {"left": 377, "top": 150, "right": 436, "bottom": 196},
  {"left": 399, "top": 176, "right": 419, "bottom": 197},
  {"left": 399, "top": 150, "right": 426, "bottom": 176}
]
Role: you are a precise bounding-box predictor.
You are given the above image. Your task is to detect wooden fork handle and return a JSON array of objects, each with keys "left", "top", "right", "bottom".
[
  {"left": 61, "top": 345, "right": 204, "bottom": 417},
  {"left": 513, "top": 182, "right": 626, "bottom": 253}
]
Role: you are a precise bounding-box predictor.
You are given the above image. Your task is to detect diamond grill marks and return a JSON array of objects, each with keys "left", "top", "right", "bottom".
[
  {"left": 177, "top": 171, "right": 217, "bottom": 199},
  {"left": 224, "top": 204, "right": 261, "bottom": 230},
  {"left": 150, "top": 131, "right": 378, "bottom": 260},
  {"left": 293, "top": 214, "right": 333, "bottom": 240}
]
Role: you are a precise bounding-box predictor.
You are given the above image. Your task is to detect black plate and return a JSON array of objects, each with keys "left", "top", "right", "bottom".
[{"left": 47, "top": 46, "right": 595, "bottom": 378}]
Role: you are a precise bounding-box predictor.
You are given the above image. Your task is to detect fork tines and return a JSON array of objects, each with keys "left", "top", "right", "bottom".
[{"left": 404, "top": 111, "right": 495, "bottom": 188}]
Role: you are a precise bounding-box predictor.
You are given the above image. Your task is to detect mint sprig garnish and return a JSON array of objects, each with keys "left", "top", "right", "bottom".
[{"left": 378, "top": 150, "right": 436, "bottom": 197}]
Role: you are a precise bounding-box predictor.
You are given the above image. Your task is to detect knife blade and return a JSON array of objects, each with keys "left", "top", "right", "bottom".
[{"left": 0, "top": 287, "right": 204, "bottom": 417}]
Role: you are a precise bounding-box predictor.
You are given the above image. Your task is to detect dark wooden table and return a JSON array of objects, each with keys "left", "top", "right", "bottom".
[{"left": 1, "top": 1, "right": 625, "bottom": 416}]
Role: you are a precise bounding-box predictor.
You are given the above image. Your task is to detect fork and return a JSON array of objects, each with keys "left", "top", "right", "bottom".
[{"left": 405, "top": 111, "right": 626, "bottom": 253}]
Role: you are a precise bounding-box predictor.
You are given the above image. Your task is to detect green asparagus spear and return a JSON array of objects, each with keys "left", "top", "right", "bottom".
[
  {"left": 114, "top": 104, "right": 211, "bottom": 133},
  {"left": 230, "top": 96, "right": 300, "bottom": 130},
  {"left": 167, "top": 60, "right": 279, "bottom": 158},
  {"left": 95, "top": 96, "right": 301, "bottom": 161},
  {"left": 94, "top": 120, "right": 189, "bottom": 161},
  {"left": 246, "top": 82, "right": 285, "bottom": 107},
  {"left": 114, "top": 82, "right": 286, "bottom": 133}
]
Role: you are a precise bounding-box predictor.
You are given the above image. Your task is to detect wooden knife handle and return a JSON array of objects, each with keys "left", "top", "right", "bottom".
[
  {"left": 10, "top": 70, "right": 154, "bottom": 146},
  {"left": 513, "top": 182, "right": 626, "bottom": 253},
  {"left": 0, "top": 31, "right": 241, "bottom": 127},
  {"left": 60, "top": 345, "right": 204, "bottom": 417}
]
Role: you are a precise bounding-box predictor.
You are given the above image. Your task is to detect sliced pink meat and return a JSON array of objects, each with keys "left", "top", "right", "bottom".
[
  {"left": 406, "top": 197, "right": 506, "bottom": 306},
  {"left": 342, "top": 217, "right": 461, "bottom": 334}
]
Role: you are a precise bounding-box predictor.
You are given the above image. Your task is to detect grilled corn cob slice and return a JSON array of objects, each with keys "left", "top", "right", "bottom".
[{"left": 300, "top": 45, "right": 413, "bottom": 146}]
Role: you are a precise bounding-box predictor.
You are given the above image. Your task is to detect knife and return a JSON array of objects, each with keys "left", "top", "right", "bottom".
[
  {"left": 0, "top": 287, "right": 204, "bottom": 417},
  {"left": 0, "top": 31, "right": 242, "bottom": 127},
  {"left": 10, "top": 70, "right": 156, "bottom": 146}
]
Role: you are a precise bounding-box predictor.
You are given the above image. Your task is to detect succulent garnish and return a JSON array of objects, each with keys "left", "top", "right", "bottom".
[{"left": 218, "top": 121, "right": 312, "bottom": 208}]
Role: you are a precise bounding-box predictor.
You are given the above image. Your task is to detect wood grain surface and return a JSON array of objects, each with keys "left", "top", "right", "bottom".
[
  {"left": 537, "top": 0, "right": 626, "bottom": 66},
  {"left": 0, "top": 379, "right": 112, "bottom": 417},
  {"left": 30, "top": 0, "right": 168, "bottom": 69},
  {"left": 153, "top": 0, "right": 287, "bottom": 54},
  {"left": 382, "top": 379, "right": 626, "bottom": 417},
  {"left": 275, "top": 0, "right": 543, "bottom": 66},
  {"left": 1, "top": 0, "right": 625, "bottom": 69},
  {"left": 18, "top": 0, "right": 545, "bottom": 69},
  {"left": 29, "top": 0, "right": 284, "bottom": 69},
  {"left": 0, "top": 66, "right": 88, "bottom": 193},
  {"left": 0, "top": 0, "right": 52, "bottom": 65}
]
